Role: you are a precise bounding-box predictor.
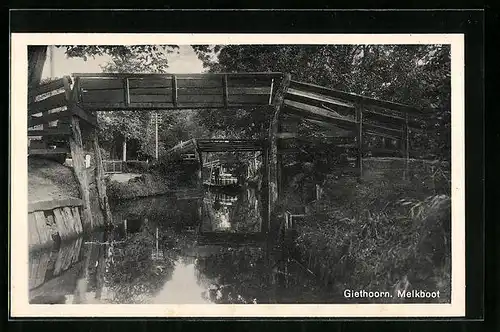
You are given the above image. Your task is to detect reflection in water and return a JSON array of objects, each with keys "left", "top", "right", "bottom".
[
  {"left": 28, "top": 186, "right": 332, "bottom": 304},
  {"left": 152, "top": 259, "right": 213, "bottom": 304}
]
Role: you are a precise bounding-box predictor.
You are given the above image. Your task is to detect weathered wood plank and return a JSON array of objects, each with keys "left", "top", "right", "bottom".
[
  {"left": 92, "top": 131, "right": 113, "bottom": 225},
  {"left": 227, "top": 76, "right": 274, "bottom": 87},
  {"left": 79, "top": 78, "right": 124, "bottom": 90},
  {"left": 28, "top": 147, "right": 70, "bottom": 155},
  {"left": 28, "top": 92, "right": 68, "bottom": 115},
  {"left": 177, "top": 78, "right": 223, "bottom": 88},
  {"left": 28, "top": 110, "right": 70, "bottom": 127},
  {"left": 63, "top": 207, "right": 77, "bottom": 236},
  {"left": 363, "top": 122, "right": 402, "bottom": 137},
  {"left": 176, "top": 94, "right": 224, "bottom": 103},
  {"left": 69, "top": 116, "right": 94, "bottom": 232},
  {"left": 228, "top": 94, "right": 270, "bottom": 105},
  {"left": 73, "top": 72, "right": 282, "bottom": 79},
  {"left": 269, "top": 74, "right": 291, "bottom": 213},
  {"left": 223, "top": 75, "right": 229, "bottom": 108},
  {"left": 53, "top": 208, "right": 69, "bottom": 240},
  {"left": 129, "top": 94, "right": 173, "bottom": 103},
  {"left": 28, "top": 125, "right": 72, "bottom": 137},
  {"left": 285, "top": 88, "right": 355, "bottom": 111},
  {"left": 70, "top": 105, "right": 98, "bottom": 127},
  {"left": 355, "top": 107, "right": 363, "bottom": 177},
  {"left": 28, "top": 213, "right": 39, "bottom": 249},
  {"left": 128, "top": 77, "right": 173, "bottom": 88},
  {"left": 128, "top": 87, "right": 173, "bottom": 95},
  {"left": 289, "top": 80, "right": 429, "bottom": 116},
  {"left": 28, "top": 198, "right": 83, "bottom": 213},
  {"left": 283, "top": 100, "right": 357, "bottom": 129},
  {"left": 33, "top": 211, "right": 53, "bottom": 247},
  {"left": 29, "top": 78, "right": 65, "bottom": 100},
  {"left": 71, "top": 206, "right": 83, "bottom": 234},
  {"left": 81, "top": 90, "right": 124, "bottom": 103}
]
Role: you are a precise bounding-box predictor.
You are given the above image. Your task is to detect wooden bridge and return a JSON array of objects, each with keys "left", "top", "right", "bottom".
[{"left": 28, "top": 71, "right": 431, "bottom": 235}]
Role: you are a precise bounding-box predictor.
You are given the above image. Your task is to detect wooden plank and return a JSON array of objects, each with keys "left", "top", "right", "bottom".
[
  {"left": 35, "top": 250, "right": 51, "bottom": 288},
  {"left": 69, "top": 105, "right": 98, "bottom": 127},
  {"left": 33, "top": 211, "right": 51, "bottom": 247},
  {"left": 128, "top": 77, "right": 173, "bottom": 88},
  {"left": 69, "top": 116, "right": 94, "bottom": 232},
  {"left": 289, "top": 80, "right": 429, "bottom": 116},
  {"left": 177, "top": 78, "right": 223, "bottom": 88},
  {"left": 363, "top": 122, "right": 402, "bottom": 137},
  {"left": 28, "top": 147, "right": 70, "bottom": 155},
  {"left": 172, "top": 76, "right": 178, "bottom": 107},
  {"left": 124, "top": 78, "right": 130, "bottom": 106},
  {"left": 283, "top": 100, "right": 356, "bottom": 129},
  {"left": 28, "top": 125, "right": 71, "bottom": 137},
  {"left": 79, "top": 77, "right": 124, "bottom": 90},
  {"left": 28, "top": 198, "right": 83, "bottom": 213},
  {"left": 29, "top": 92, "right": 68, "bottom": 115},
  {"left": 228, "top": 94, "right": 270, "bottom": 105},
  {"left": 92, "top": 131, "right": 113, "bottom": 226},
  {"left": 129, "top": 94, "right": 173, "bottom": 103},
  {"left": 63, "top": 207, "right": 77, "bottom": 237},
  {"left": 28, "top": 213, "right": 39, "bottom": 249},
  {"left": 53, "top": 208, "right": 69, "bottom": 241},
  {"left": 29, "top": 78, "right": 65, "bottom": 100},
  {"left": 28, "top": 110, "right": 70, "bottom": 127},
  {"left": 177, "top": 95, "right": 224, "bottom": 103},
  {"left": 285, "top": 88, "right": 355, "bottom": 111},
  {"left": 128, "top": 87, "right": 173, "bottom": 95},
  {"left": 365, "top": 129, "right": 401, "bottom": 140},
  {"left": 81, "top": 90, "right": 125, "bottom": 103},
  {"left": 80, "top": 102, "right": 267, "bottom": 110},
  {"left": 71, "top": 207, "right": 83, "bottom": 234},
  {"left": 227, "top": 76, "right": 274, "bottom": 87}
]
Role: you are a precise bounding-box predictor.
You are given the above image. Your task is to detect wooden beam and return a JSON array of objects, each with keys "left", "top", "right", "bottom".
[
  {"left": 28, "top": 198, "right": 83, "bottom": 213},
  {"left": 285, "top": 88, "right": 355, "bottom": 112},
  {"left": 28, "top": 147, "right": 69, "bottom": 155},
  {"left": 123, "top": 78, "right": 131, "bottom": 106},
  {"left": 289, "top": 80, "right": 430, "bottom": 116},
  {"left": 72, "top": 72, "right": 283, "bottom": 79},
  {"left": 28, "top": 110, "right": 70, "bottom": 127},
  {"left": 269, "top": 74, "right": 291, "bottom": 216},
  {"left": 172, "top": 75, "right": 178, "bottom": 107},
  {"left": 28, "top": 78, "right": 65, "bottom": 100},
  {"left": 92, "top": 130, "right": 113, "bottom": 225},
  {"left": 69, "top": 116, "right": 93, "bottom": 232},
  {"left": 283, "top": 100, "right": 357, "bottom": 129}
]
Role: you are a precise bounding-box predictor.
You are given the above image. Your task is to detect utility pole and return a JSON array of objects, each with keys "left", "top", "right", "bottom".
[{"left": 155, "top": 112, "right": 159, "bottom": 160}]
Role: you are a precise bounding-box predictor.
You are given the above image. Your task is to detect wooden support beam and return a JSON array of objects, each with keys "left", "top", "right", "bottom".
[
  {"left": 269, "top": 74, "right": 291, "bottom": 216},
  {"left": 92, "top": 130, "right": 113, "bottom": 225},
  {"left": 172, "top": 76, "right": 178, "bottom": 107},
  {"left": 69, "top": 116, "right": 93, "bottom": 232},
  {"left": 123, "top": 78, "right": 131, "bottom": 106}
]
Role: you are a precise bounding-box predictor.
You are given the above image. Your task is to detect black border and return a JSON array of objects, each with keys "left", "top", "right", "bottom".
[{"left": 8, "top": 9, "right": 488, "bottom": 331}]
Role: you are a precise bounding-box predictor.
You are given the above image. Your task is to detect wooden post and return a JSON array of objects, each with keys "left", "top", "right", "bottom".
[
  {"left": 92, "top": 129, "right": 113, "bottom": 225},
  {"left": 268, "top": 74, "right": 291, "bottom": 213},
  {"left": 355, "top": 106, "right": 363, "bottom": 179},
  {"left": 122, "top": 138, "right": 127, "bottom": 162},
  {"left": 69, "top": 116, "right": 93, "bottom": 232}
]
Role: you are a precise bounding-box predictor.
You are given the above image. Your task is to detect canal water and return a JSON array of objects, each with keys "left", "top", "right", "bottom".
[{"left": 28, "top": 186, "right": 334, "bottom": 305}]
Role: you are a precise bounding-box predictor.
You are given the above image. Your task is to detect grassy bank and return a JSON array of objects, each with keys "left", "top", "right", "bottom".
[
  {"left": 105, "top": 162, "right": 199, "bottom": 202},
  {"left": 288, "top": 174, "right": 451, "bottom": 303}
]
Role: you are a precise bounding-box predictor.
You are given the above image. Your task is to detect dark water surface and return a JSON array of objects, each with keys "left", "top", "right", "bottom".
[{"left": 28, "top": 186, "right": 332, "bottom": 304}]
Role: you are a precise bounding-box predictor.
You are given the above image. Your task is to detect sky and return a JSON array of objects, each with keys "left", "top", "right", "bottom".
[{"left": 41, "top": 45, "right": 205, "bottom": 79}]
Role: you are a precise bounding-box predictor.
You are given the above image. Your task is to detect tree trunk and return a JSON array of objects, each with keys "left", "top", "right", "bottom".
[{"left": 28, "top": 46, "right": 47, "bottom": 91}]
